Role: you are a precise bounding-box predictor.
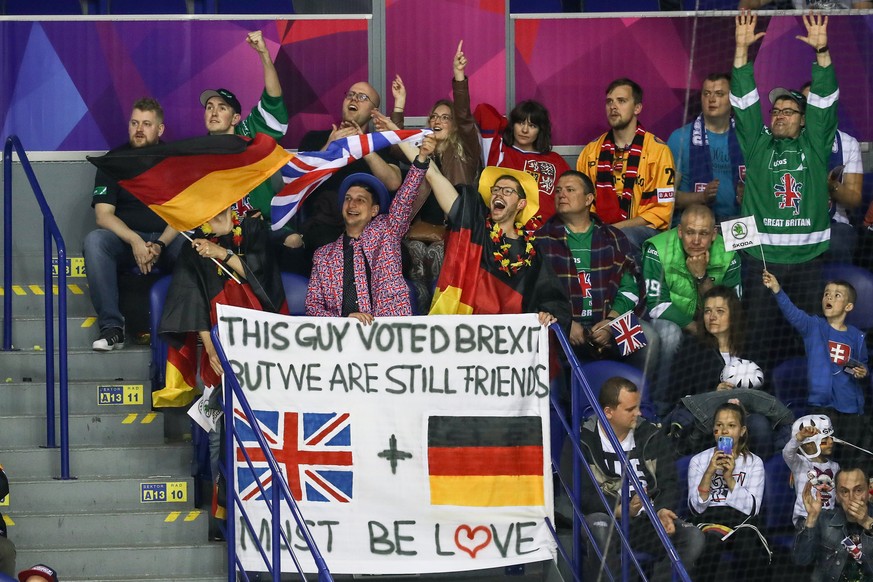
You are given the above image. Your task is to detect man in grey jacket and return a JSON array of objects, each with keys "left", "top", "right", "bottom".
[{"left": 794, "top": 466, "right": 873, "bottom": 580}]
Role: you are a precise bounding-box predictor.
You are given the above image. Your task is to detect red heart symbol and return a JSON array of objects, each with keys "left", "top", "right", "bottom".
[{"left": 454, "top": 524, "right": 492, "bottom": 558}]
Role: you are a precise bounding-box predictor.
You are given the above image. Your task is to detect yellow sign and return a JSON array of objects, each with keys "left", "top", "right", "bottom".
[
  {"left": 0, "top": 494, "right": 8, "bottom": 506},
  {"left": 98, "top": 384, "right": 144, "bottom": 406},
  {"left": 51, "top": 257, "right": 86, "bottom": 278},
  {"left": 140, "top": 482, "right": 187, "bottom": 503}
]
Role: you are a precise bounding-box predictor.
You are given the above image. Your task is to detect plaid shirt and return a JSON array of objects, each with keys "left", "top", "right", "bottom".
[
  {"left": 306, "top": 164, "right": 425, "bottom": 317},
  {"left": 536, "top": 214, "right": 641, "bottom": 323}
]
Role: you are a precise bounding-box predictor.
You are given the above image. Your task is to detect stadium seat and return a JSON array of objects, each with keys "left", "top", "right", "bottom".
[
  {"left": 762, "top": 454, "right": 795, "bottom": 533},
  {"left": 821, "top": 262, "right": 873, "bottom": 331},
  {"left": 771, "top": 357, "right": 808, "bottom": 414},
  {"left": 149, "top": 275, "right": 174, "bottom": 392},
  {"left": 3, "top": 0, "right": 84, "bottom": 13},
  {"left": 509, "top": 0, "right": 564, "bottom": 13},
  {"left": 579, "top": 360, "right": 656, "bottom": 420},
  {"left": 584, "top": 0, "right": 660, "bottom": 11},
  {"left": 100, "top": 0, "right": 189, "bottom": 13},
  {"left": 281, "top": 272, "right": 309, "bottom": 316},
  {"left": 214, "top": 0, "right": 294, "bottom": 13}
]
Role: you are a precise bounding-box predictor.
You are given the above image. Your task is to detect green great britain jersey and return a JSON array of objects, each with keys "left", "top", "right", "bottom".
[
  {"left": 730, "top": 62, "right": 837, "bottom": 264},
  {"left": 236, "top": 90, "right": 289, "bottom": 219}
]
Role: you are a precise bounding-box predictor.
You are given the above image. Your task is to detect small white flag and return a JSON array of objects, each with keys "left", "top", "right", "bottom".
[{"left": 721, "top": 215, "right": 762, "bottom": 252}]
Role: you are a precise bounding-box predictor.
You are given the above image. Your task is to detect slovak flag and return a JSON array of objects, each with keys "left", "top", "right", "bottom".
[
  {"left": 609, "top": 311, "right": 647, "bottom": 356},
  {"left": 270, "top": 129, "right": 432, "bottom": 230}
]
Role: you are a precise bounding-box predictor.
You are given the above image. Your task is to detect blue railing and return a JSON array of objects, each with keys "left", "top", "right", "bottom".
[
  {"left": 212, "top": 327, "right": 334, "bottom": 582},
  {"left": 3, "top": 135, "right": 71, "bottom": 480},
  {"left": 549, "top": 324, "right": 692, "bottom": 582}
]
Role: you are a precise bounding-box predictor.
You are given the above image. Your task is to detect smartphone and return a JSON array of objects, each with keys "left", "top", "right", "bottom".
[
  {"left": 717, "top": 436, "right": 733, "bottom": 455},
  {"left": 844, "top": 358, "right": 864, "bottom": 373}
]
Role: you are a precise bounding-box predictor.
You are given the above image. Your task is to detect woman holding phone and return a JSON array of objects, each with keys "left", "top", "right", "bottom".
[{"left": 687, "top": 401, "right": 770, "bottom": 579}]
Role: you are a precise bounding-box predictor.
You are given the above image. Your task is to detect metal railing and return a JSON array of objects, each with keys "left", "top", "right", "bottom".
[
  {"left": 3, "top": 135, "right": 71, "bottom": 480},
  {"left": 549, "top": 324, "right": 692, "bottom": 582},
  {"left": 212, "top": 327, "right": 333, "bottom": 582}
]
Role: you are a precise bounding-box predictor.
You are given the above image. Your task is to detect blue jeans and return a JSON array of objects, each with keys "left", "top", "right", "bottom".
[
  {"left": 83, "top": 228, "right": 183, "bottom": 332},
  {"left": 619, "top": 224, "right": 660, "bottom": 266}
]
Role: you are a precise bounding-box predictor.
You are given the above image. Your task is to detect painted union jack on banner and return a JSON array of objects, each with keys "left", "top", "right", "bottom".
[
  {"left": 234, "top": 408, "right": 353, "bottom": 503},
  {"left": 609, "top": 311, "right": 647, "bottom": 357}
]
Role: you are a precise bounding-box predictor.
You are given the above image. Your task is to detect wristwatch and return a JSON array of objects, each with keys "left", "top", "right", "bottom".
[
  {"left": 695, "top": 274, "right": 707, "bottom": 284},
  {"left": 222, "top": 248, "right": 235, "bottom": 265}
]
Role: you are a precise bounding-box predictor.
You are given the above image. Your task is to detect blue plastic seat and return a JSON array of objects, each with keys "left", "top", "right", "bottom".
[
  {"left": 149, "top": 275, "right": 174, "bottom": 392},
  {"left": 3, "top": 0, "right": 84, "bottom": 13},
  {"left": 762, "top": 454, "right": 795, "bottom": 535},
  {"left": 821, "top": 262, "right": 873, "bottom": 331},
  {"left": 214, "top": 0, "right": 293, "bottom": 13},
  {"left": 281, "top": 272, "right": 309, "bottom": 316},
  {"left": 771, "top": 357, "right": 808, "bottom": 414},
  {"left": 579, "top": 360, "right": 657, "bottom": 420},
  {"left": 100, "top": 0, "right": 188, "bottom": 13},
  {"left": 584, "top": 0, "right": 660, "bottom": 11}
]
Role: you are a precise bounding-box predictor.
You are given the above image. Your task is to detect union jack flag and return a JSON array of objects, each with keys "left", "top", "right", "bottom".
[
  {"left": 270, "top": 129, "right": 431, "bottom": 230},
  {"left": 578, "top": 272, "right": 592, "bottom": 299},
  {"left": 774, "top": 173, "right": 803, "bottom": 216},
  {"left": 234, "top": 408, "right": 353, "bottom": 503},
  {"left": 609, "top": 311, "right": 647, "bottom": 356}
]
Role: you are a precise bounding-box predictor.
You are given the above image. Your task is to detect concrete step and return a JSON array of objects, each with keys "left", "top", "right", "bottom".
[
  {"left": 0, "top": 380, "right": 152, "bottom": 415},
  {"left": 9, "top": 509, "right": 209, "bottom": 548},
  {"left": 1, "top": 412, "right": 165, "bottom": 447},
  {"left": 0, "top": 280, "right": 94, "bottom": 316},
  {"left": 3, "top": 442, "right": 193, "bottom": 480},
  {"left": 0, "top": 346, "right": 151, "bottom": 381},
  {"left": 14, "top": 544, "right": 227, "bottom": 579},
  {"left": 3, "top": 315, "right": 105, "bottom": 350},
  {"left": 3, "top": 477, "right": 197, "bottom": 515}
]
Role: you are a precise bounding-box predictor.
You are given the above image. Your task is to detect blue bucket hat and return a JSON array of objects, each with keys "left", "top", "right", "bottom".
[{"left": 337, "top": 173, "right": 391, "bottom": 215}]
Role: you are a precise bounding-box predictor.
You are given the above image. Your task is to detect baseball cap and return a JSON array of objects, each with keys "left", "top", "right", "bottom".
[
  {"left": 199, "top": 88, "right": 242, "bottom": 115},
  {"left": 338, "top": 173, "right": 391, "bottom": 215},
  {"left": 768, "top": 88, "right": 806, "bottom": 113},
  {"left": 17, "top": 564, "right": 59, "bottom": 582}
]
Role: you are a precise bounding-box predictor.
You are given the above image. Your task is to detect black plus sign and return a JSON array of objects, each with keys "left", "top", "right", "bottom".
[{"left": 377, "top": 434, "right": 412, "bottom": 474}]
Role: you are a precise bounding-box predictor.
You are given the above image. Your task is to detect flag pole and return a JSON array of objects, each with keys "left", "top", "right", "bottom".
[{"left": 180, "top": 231, "right": 242, "bottom": 284}]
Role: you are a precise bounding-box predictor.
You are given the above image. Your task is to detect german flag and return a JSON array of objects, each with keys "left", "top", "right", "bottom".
[
  {"left": 427, "top": 416, "right": 544, "bottom": 507},
  {"left": 88, "top": 134, "right": 292, "bottom": 232}
]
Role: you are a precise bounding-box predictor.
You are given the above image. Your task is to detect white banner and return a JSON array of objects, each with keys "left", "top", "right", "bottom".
[
  {"left": 217, "top": 306, "right": 555, "bottom": 575},
  {"left": 721, "top": 215, "right": 762, "bottom": 252}
]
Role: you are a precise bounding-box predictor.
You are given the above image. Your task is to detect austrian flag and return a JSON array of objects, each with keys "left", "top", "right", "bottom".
[{"left": 609, "top": 311, "right": 647, "bottom": 356}]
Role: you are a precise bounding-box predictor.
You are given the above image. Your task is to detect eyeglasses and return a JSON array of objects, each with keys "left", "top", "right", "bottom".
[
  {"left": 490, "top": 186, "right": 519, "bottom": 197},
  {"left": 345, "top": 91, "right": 372, "bottom": 103},
  {"left": 429, "top": 113, "right": 453, "bottom": 123},
  {"left": 770, "top": 108, "right": 801, "bottom": 117}
]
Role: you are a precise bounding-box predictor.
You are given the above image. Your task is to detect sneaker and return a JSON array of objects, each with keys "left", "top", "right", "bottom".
[{"left": 92, "top": 327, "right": 125, "bottom": 351}]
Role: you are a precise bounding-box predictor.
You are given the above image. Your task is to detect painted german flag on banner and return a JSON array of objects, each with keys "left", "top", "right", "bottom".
[
  {"left": 427, "top": 416, "right": 544, "bottom": 507},
  {"left": 88, "top": 134, "right": 292, "bottom": 232}
]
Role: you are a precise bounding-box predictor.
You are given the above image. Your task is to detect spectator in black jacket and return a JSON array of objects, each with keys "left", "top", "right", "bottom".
[{"left": 572, "top": 377, "right": 703, "bottom": 581}]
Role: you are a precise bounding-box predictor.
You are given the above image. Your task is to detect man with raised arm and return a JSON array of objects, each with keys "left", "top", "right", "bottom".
[
  {"left": 306, "top": 136, "right": 436, "bottom": 322},
  {"left": 199, "top": 30, "right": 289, "bottom": 222},
  {"left": 83, "top": 98, "right": 182, "bottom": 352},
  {"left": 730, "top": 11, "right": 838, "bottom": 367}
]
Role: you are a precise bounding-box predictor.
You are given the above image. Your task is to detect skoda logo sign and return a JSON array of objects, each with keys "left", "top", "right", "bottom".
[{"left": 732, "top": 222, "right": 748, "bottom": 240}]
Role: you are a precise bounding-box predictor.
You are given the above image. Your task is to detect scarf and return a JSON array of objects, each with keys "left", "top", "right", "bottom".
[
  {"left": 594, "top": 125, "right": 647, "bottom": 224},
  {"left": 688, "top": 115, "right": 744, "bottom": 194}
]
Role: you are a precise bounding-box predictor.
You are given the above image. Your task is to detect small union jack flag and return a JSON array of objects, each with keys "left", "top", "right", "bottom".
[
  {"left": 775, "top": 173, "right": 803, "bottom": 216},
  {"left": 234, "top": 408, "right": 353, "bottom": 503},
  {"left": 609, "top": 311, "right": 647, "bottom": 357}
]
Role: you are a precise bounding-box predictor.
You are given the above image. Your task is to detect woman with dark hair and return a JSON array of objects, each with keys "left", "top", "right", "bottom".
[
  {"left": 479, "top": 99, "right": 570, "bottom": 222},
  {"left": 687, "top": 402, "right": 771, "bottom": 581},
  {"left": 669, "top": 285, "right": 763, "bottom": 401}
]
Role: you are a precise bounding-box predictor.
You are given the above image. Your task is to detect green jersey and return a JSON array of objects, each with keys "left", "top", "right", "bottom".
[
  {"left": 236, "top": 90, "right": 289, "bottom": 219},
  {"left": 730, "top": 62, "right": 838, "bottom": 264},
  {"left": 565, "top": 228, "right": 637, "bottom": 325}
]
